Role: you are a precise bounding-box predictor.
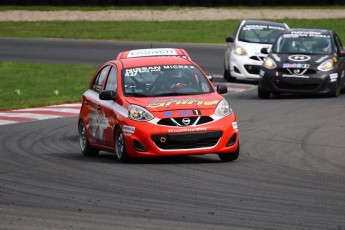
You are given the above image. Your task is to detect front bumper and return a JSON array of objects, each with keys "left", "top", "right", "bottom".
[
  {"left": 259, "top": 68, "right": 337, "bottom": 95},
  {"left": 230, "top": 53, "right": 264, "bottom": 80},
  {"left": 122, "top": 114, "right": 239, "bottom": 158}
]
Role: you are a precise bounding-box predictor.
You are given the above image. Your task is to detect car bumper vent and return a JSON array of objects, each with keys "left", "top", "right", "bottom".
[{"left": 151, "top": 131, "right": 222, "bottom": 150}]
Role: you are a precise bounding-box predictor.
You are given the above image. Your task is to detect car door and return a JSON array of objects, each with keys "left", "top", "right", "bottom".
[
  {"left": 97, "top": 65, "right": 119, "bottom": 149},
  {"left": 83, "top": 65, "right": 110, "bottom": 146}
]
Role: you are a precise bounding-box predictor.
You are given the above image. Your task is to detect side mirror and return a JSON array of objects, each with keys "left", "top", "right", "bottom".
[
  {"left": 99, "top": 90, "right": 116, "bottom": 101},
  {"left": 207, "top": 74, "right": 213, "bottom": 82},
  {"left": 225, "top": 36, "right": 234, "bottom": 43},
  {"left": 261, "top": 47, "right": 269, "bottom": 54},
  {"left": 216, "top": 85, "right": 228, "bottom": 95},
  {"left": 339, "top": 50, "right": 345, "bottom": 57}
]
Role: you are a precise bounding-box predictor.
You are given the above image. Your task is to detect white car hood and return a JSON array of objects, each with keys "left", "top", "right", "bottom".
[{"left": 235, "top": 41, "right": 272, "bottom": 57}]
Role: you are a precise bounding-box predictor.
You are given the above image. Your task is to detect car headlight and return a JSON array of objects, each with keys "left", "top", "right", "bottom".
[
  {"left": 128, "top": 104, "right": 154, "bottom": 121},
  {"left": 317, "top": 59, "right": 333, "bottom": 72},
  {"left": 263, "top": 57, "right": 277, "bottom": 69},
  {"left": 234, "top": 45, "right": 247, "bottom": 56},
  {"left": 215, "top": 99, "right": 232, "bottom": 117}
]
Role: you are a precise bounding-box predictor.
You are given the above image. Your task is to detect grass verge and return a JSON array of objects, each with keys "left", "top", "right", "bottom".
[
  {"left": 2, "top": 19, "right": 345, "bottom": 43},
  {"left": 0, "top": 62, "right": 95, "bottom": 110}
]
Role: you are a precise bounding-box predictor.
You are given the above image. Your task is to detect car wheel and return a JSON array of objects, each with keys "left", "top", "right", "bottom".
[
  {"left": 78, "top": 120, "right": 99, "bottom": 156},
  {"left": 329, "top": 81, "right": 340, "bottom": 97},
  {"left": 258, "top": 85, "right": 271, "bottom": 99},
  {"left": 218, "top": 146, "right": 239, "bottom": 162},
  {"left": 223, "top": 69, "right": 236, "bottom": 82},
  {"left": 115, "top": 127, "right": 131, "bottom": 162}
]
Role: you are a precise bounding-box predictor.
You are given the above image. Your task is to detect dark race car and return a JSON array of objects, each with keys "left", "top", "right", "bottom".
[{"left": 258, "top": 28, "right": 345, "bottom": 98}]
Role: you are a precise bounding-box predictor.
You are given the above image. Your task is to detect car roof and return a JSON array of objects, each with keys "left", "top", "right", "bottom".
[
  {"left": 116, "top": 48, "right": 192, "bottom": 60},
  {"left": 241, "top": 19, "right": 289, "bottom": 28},
  {"left": 114, "top": 56, "right": 195, "bottom": 69}
]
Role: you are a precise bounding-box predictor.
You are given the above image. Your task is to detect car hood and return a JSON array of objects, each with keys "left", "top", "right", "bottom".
[
  {"left": 125, "top": 93, "right": 224, "bottom": 112},
  {"left": 236, "top": 41, "right": 272, "bottom": 56},
  {"left": 270, "top": 53, "right": 334, "bottom": 68}
]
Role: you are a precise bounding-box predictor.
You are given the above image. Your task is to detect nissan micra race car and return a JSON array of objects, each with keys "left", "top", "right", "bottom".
[
  {"left": 78, "top": 48, "right": 239, "bottom": 162},
  {"left": 224, "top": 20, "right": 288, "bottom": 82},
  {"left": 258, "top": 29, "right": 345, "bottom": 98}
]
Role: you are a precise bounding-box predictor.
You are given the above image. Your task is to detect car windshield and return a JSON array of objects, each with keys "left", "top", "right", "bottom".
[
  {"left": 122, "top": 64, "right": 214, "bottom": 97},
  {"left": 272, "top": 31, "right": 333, "bottom": 55},
  {"left": 238, "top": 24, "right": 286, "bottom": 44}
]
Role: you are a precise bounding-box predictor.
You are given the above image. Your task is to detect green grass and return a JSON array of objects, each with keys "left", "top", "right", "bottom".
[
  {"left": 2, "top": 17, "right": 345, "bottom": 111},
  {"left": 2, "top": 19, "right": 345, "bottom": 43},
  {"left": 0, "top": 62, "right": 95, "bottom": 110}
]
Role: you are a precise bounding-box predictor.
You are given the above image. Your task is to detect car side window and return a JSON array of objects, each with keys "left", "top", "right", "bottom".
[
  {"left": 105, "top": 66, "right": 117, "bottom": 91},
  {"left": 92, "top": 66, "right": 110, "bottom": 93}
]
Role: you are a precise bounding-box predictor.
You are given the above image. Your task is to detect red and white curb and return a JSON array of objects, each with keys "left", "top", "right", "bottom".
[{"left": 0, "top": 103, "right": 81, "bottom": 126}]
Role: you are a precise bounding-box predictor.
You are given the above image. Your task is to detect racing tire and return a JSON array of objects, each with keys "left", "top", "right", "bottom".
[
  {"left": 258, "top": 85, "right": 271, "bottom": 99},
  {"left": 115, "top": 127, "right": 131, "bottom": 162},
  {"left": 329, "top": 81, "right": 340, "bottom": 97},
  {"left": 78, "top": 120, "right": 99, "bottom": 156},
  {"left": 223, "top": 69, "right": 236, "bottom": 82},
  {"left": 218, "top": 146, "right": 239, "bottom": 162}
]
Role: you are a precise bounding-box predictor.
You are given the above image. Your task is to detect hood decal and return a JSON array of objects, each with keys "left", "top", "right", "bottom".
[
  {"left": 272, "top": 54, "right": 281, "bottom": 62},
  {"left": 146, "top": 97, "right": 220, "bottom": 109},
  {"left": 315, "top": 55, "right": 330, "bottom": 63},
  {"left": 288, "top": 55, "right": 311, "bottom": 62}
]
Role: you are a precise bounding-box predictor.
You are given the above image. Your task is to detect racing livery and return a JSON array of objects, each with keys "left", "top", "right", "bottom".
[
  {"left": 258, "top": 29, "right": 345, "bottom": 98},
  {"left": 224, "top": 20, "right": 288, "bottom": 82},
  {"left": 78, "top": 50, "right": 239, "bottom": 162}
]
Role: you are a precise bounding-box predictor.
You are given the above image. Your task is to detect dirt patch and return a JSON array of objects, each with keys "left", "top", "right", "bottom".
[{"left": 0, "top": 9, "right": 344, "bottom": 21}]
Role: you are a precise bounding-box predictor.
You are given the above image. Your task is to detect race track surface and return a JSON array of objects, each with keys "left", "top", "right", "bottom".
[{"left": 1, "top": 38, "right": 345, "bottom": 230}]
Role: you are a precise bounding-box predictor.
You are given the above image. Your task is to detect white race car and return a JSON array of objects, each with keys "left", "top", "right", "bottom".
[{"left": 224, "top": 20, "right": 289, "bottom": 82}]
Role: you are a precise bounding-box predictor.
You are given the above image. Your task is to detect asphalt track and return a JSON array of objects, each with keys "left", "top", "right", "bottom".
[{"left": 1, "top": 38, "right": 345, "bottom": 230}]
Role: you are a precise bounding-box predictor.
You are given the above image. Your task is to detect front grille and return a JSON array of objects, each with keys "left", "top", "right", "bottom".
[
  {"left": 279, "top": 68, "right": 317, "bottom": 75},
  {"left": 151, "top": 131, "right": 222, "bottom": 150},
  {"left": 244, "top": 64, "right": 261, "bottom": 75},
  {"left": 158, "top": 116, "right": 213, "bottom": 127},
  {"left": 274, "top": 81, "right": 319, "bottom": 91}
]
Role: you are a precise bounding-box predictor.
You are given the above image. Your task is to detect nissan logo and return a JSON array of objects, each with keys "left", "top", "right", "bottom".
[
  {"left": 288, "top": 55, "right": 311, "bottom": 62},
  {"left": 182, "top": 117, "right": 191, "bottom": 125}
]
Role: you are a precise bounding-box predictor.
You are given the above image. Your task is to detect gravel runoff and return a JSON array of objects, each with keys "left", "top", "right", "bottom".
[{"left": 0, "top": 8, "right": 344, "bottom": 21}]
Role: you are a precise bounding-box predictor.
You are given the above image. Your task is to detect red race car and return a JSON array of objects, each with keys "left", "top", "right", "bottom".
[{"left": 78, "top": 48, "right": 239, "bottom": 162}]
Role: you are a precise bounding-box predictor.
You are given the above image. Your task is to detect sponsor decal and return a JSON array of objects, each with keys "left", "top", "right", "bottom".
[
  {"left": 243, "top": 25, "right": 286, "bottom": 31},
  {"left": 147, "top": 97, "right": 220, "bottom": 108},
  {"left": 168, "top": 127, "right": 207, "bottom": 133},
  {"left": 330, "top": 73, "right": 338, "bottom": 82},
  {"left": 89, "top": 107, "right": 110, "bottom": 143},
  {"left": 283, "top": 63, "right": 310, "bottom": 69},
  {"left": 127, "top": 48, "right": 177, "bottom": 58},
  {"left": 178, "top": 110, "right": 192, "bottom": 116},
  {"left": 282, "top": 74, "right": 309, "bottom": 79},
  {"left": 288, "top": 55, "right": 311, "bottom": 62},
  {"left": 124, "top": 65, "right": 195, "bottom": 77},
  {"left": 163, "top": 110, "right": 201, "bottom": 118},
  {"left": 163, "top": 111, "right": 173, "bottom": 118},
  {"left": 284, "top": 31, "right": 331, "bottom": 38},
  {"left": 123, "top": 125, "right": 135, "bottom": 133}
]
